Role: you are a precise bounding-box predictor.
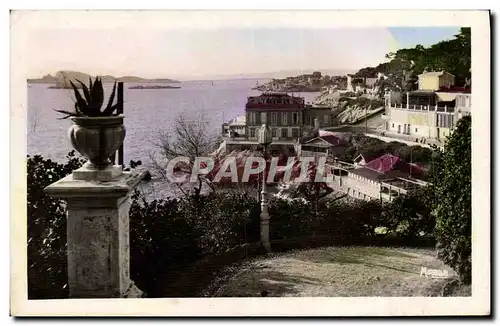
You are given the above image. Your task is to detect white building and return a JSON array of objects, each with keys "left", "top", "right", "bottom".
[
  {"left": 339, "top": 154, "right": 428, "bottom": 202},
  {"left": 382, "top": 71, "right": 471, "bottom": 142}
]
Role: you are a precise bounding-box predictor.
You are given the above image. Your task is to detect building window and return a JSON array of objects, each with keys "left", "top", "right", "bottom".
[
  {"left": 281, "top": 128, "right": 288, "bottom": 139},
  {"left": 271, "top": 112, "right": 277, "bottom": 125},
  {"left": 272, "top": 128, "right": 277, "bottom": 137},
  {"left": 248, "top": 112, "right": 256, "bottom": 124},
  {"left": 249, "top": 128, "right": 255, "bottom": 138},
  {"left": 292, "top": 128, "right": 299, "bottom": 138},
  {"left": 415, "top": 127, "right": 418, "bottom": 132},
  {"left": 292, "top": 112, "right": 299, "bottom": 125},
  {"left": 282, "top": 112, "right": 288, "bottom": 125},
  {"left": 392, "top": 123, "right": 394, "bottom": 128},
  {"left": 324, "top": 115, "right": 329, "bottom": 124}
]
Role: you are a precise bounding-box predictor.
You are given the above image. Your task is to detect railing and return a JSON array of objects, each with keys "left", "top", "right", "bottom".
[{"left": 389, "top": 103, "right": 454, "bottom": 113}]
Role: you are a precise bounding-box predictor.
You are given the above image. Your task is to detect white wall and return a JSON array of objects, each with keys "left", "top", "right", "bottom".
[
  {"left": 345, "top": 173, "right": 381, "bottom": 200},
  {"left": 387, "top": 106, "right": 436, "bottom": 138},
  {"left": 385, "top": 105, "right": 460, "bottom": 140}
]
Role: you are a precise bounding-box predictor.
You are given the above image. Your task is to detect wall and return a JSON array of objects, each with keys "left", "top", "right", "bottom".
[
  {"left": 386, "top": 105, "right": 457, "bottom": 140},
  {"left": 247, "top": 109, "right": 303, "bottom": 128},
  {"left": 305, "top": 108, "right": 332, "bottom": 127},
  {"left": 344, "top": 173, "right": 381, "bottom": 201},
  {"left": 418, "top": 73, "right": 455, "bottom": 91},
  {"left": 439, "top": 73, "right": 455, "bottom": 88},
  {"left": 435, "top": 91, "right": 459, "bottom": 102},
  {"left": 418, "top": 75, "right": 440, "bottom": 91},
  {"left": 384, "top": 91, "right": 402, "bottom": 107},
  {"left": 456, "top": 94, "right": 472, "bottom": 109},
  {"left": 247, "top": 126, "right": 302, "bottom": 141},
  {"left": 387, "top": 107, "right": 436, "bottom": 138}
]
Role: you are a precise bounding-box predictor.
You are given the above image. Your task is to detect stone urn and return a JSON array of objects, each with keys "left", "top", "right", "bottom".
[{"left": 68, "top": 115, "right": 125, "bottom": 173}]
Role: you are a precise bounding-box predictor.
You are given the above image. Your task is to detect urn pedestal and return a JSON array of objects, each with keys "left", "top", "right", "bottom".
[
  {"left": 68, "top": 115, "right": 125, "bottom": 181},
  {"left": 44, "top": 171, "right": 145, "bottom": 298}
]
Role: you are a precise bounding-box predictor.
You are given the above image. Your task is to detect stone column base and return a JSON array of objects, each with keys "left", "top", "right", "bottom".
[{"left": 123, "top": 281, "right": 143, "bottom": 298}]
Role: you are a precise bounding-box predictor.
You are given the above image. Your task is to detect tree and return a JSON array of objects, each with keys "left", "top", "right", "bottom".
[
  {"left": 432, "top": 115, "right": 471, "bottom": 284},
  {"left": 152, "top": 112, "right": 220, "bottom": 198},
  {"left": 360, "top": 28, "right": 471, "bottom": 90}
]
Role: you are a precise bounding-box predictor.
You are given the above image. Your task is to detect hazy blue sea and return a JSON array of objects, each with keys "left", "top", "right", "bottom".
[{"left": 27, "top": 79, "right": 320, "bottom": 198}]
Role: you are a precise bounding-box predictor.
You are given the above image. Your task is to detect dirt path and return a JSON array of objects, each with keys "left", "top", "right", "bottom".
[{"left": 212, "top": 246, "right": 470, "bottom": 297}]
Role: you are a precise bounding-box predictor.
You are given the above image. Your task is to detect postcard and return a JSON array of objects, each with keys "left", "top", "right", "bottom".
[{"left": 10, "top": 9, "right": 490, "bottom": 316}]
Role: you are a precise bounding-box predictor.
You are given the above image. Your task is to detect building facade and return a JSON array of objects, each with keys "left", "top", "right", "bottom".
[
  {"left": 338, "top": 154, "right": 428, "bottom": 202},
  {"left": 222, "top": 93, "right": 334, "bottom": 153},
  {"left": 417, "top": 71, "right": 455, "bottom": 91},
  {"left": 382, "top": 71, "right": 471, "bottom": 142},
  {"left": 246, "top": 93, "right": 306, "bottom": 141}
]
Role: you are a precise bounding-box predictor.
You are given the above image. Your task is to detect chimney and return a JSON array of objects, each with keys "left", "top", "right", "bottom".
[{"left": 314, "top": 118, "right": 320, "bottom": 131}]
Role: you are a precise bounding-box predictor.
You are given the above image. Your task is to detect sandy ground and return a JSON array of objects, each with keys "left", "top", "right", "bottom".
[{"left": 212, "top": 246, "right": 471, "bottom": 297}]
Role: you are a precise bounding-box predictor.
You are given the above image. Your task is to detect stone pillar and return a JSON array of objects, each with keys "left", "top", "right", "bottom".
[
  {"left": 260, "top": 152, "right": 271, "bottom": 252},
  {"left": 45, "top": 168, "right": 145, "bottom": 298}
]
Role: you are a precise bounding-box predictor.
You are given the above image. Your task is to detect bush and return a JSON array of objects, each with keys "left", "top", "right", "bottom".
[
  {"left": 27, "top": 151, "right": 86, "bottom": 299},
  {"left": 129, "top": 189, "right": 260, "bottom": 296},
  {"left": 432, "top": 116, "right": 471, "bottom": 284},
  {"left": 384, "top": 187, "right": 434, "bottom": 238}
]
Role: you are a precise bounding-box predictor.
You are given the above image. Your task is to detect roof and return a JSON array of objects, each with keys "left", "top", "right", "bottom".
[
  {"left": 436, "top": 86, "right": 471, "bottom": 94},
  {"left": 363, "top": 153, "right": 426, "bottom": 178},
  {"left": 353, "top": 152, "right": 379, "bottom": 164},
  {"left": 303, "top": 134, "right": 347, "bottom": 147},
  {"left": 418, "top": 71, "right": 455, "bottom": 77},
  {"left": 246, "top": 93, "right": 305, "bottom": 110},
  {"left": 364, "top": 153, "right": 402, "bottom": 173},
  {"left": 409, "top": 90, "right": 436, "bottom": 95}
]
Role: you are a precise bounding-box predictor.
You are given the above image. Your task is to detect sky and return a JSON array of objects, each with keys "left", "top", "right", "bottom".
[{"left": 26, "top": 26, "right": 460, "bottom": 80}]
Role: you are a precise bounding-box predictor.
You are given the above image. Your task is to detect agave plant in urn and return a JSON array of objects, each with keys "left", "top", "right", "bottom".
[{"left": 55, "top": 77, "right": 124, "bottom": 181}]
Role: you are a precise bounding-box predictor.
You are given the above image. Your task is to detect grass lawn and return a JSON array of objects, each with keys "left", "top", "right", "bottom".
[{"left": 210, "top": 246, "right": 471, "bottom": 297}]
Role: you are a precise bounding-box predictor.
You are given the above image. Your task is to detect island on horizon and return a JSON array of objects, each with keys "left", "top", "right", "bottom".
[{"left": 27, "top": 70, "right": 181, "bottom": 89}]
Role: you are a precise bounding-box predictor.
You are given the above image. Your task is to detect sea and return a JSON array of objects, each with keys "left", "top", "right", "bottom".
[{"left": 27, "top": 79, "right": 321, "bottom": 199}]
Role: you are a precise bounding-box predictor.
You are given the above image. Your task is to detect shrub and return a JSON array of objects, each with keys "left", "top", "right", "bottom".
[
  {"left": 27, "top": 151, "right": 86, "bottom": 299},
  {"left": 384, "top": 187, "right": 435, "bottom": 238},
  {"left": 432, "top": 116, "right": 471, "bottom": 284}
]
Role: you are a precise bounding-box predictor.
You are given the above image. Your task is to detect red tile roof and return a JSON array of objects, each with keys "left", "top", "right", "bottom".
[
  {"left": 364, "top": 153, "right": 401, "bottom": 173},
  {"left": 364, "top": 153, "right": 426, "bottom": 177}
]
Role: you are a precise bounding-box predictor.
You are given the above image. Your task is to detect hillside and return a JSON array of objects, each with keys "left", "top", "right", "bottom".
[{"left": 353, "top": 28, "right": 471, "bottom": 91}]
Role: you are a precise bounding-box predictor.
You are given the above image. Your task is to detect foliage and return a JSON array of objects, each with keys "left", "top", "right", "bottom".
[
  {"left": 384, "top": 187, "right": 435, "bottom": 238},
  {"left": 27, "top": 151, "right": 86, "bottom": 299},
  {"left": 55, "top": 77, "right": 120, "bottom": 119},
  {"left": 129, "top": 192, "right": 201, "bottom": 295},
  {"left": 356, "top": 28, "right": 471, "bottom": 91},
  {"left": 432, "top": 115, "right": 471, "bottom": 284}
]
